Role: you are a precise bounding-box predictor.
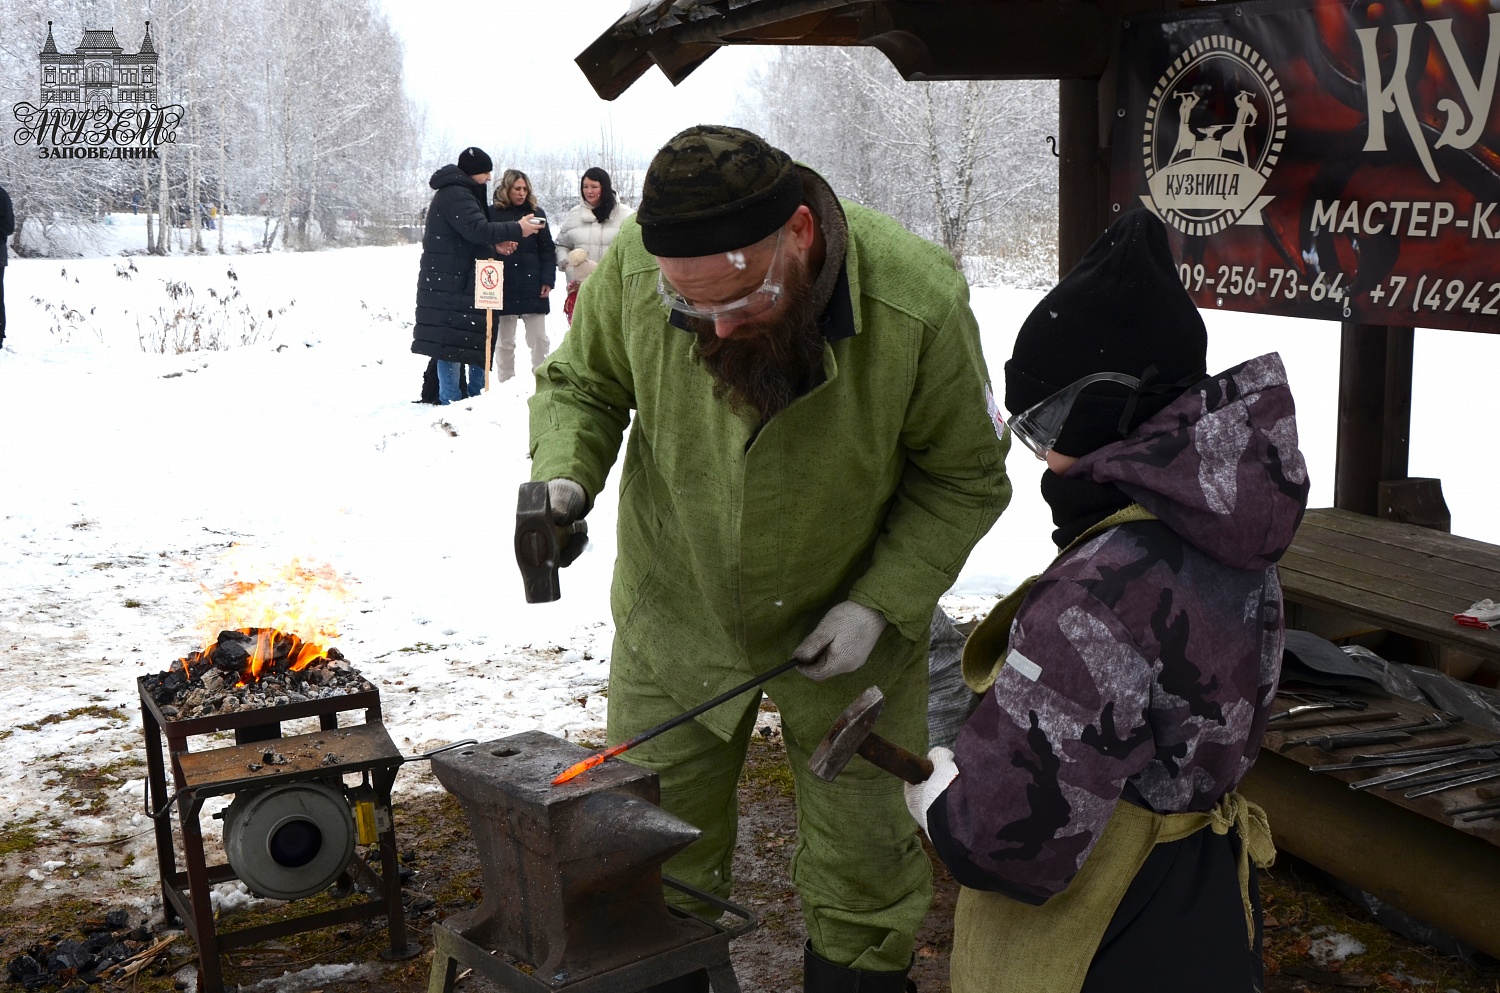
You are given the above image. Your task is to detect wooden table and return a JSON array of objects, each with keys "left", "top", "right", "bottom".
[{"left": 1278, "top": 508, "right": 1500, "bottom": 672}]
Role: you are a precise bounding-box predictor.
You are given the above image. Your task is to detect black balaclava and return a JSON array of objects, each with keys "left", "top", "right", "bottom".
[{"left": 1005, "top": 210, "right": 1208, "bottom": 547}]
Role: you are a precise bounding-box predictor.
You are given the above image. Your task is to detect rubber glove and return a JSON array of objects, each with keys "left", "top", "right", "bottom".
[
  {"left": 793, "top": 601, "right": 887, "bottom": 681},
  {"left": 903, "top": 746, "right": 959, "bottom": 835}
]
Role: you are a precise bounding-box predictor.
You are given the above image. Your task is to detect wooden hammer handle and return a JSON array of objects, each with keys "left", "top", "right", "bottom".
[{"left": 857, "top": 733, "right": 934, "bottom": 785}]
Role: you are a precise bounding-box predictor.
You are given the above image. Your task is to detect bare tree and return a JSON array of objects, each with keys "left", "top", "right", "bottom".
[
  {"left": 740, "top": 46, "right": 1058, "bottom": 278},
  {"left": 0, "top": 0, "right": 423, "bottom": 256}
]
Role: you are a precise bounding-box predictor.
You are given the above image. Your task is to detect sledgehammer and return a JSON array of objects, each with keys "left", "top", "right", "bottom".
[{"left": 808, "top": 686, "right": 934, "bottom": 785}]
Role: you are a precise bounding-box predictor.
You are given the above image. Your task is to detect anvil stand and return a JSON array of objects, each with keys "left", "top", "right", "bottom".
[
  {"left": 427, "top": 878, "right": 755, "bottom": 993},
  {"left": 139, "top": 680, "right": 414, "bottom": 993}
]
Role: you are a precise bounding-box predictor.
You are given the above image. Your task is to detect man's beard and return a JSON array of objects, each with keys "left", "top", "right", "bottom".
[{"left": 687, "top": 257, "right": 825, "bottom": 422}]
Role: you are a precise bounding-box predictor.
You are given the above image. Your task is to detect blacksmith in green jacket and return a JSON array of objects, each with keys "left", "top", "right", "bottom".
[{"left": 526, "top": 125, "right": 1010, "bottom": 992}]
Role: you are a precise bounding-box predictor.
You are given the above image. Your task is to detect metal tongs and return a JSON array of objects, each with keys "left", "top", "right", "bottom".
[
  {"left": 1277, "top": 711, "right": 1464, "bottom": 752},
  {"left": 1267, "top": 694, "right": 1371, "bottom": 723}
]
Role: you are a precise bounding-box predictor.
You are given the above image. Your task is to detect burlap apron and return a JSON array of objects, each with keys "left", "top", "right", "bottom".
[{"left": 953, "top": 505, "right": 1275, "bottom": 993}]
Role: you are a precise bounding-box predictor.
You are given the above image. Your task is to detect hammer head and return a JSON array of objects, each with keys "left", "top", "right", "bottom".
[
  {"left": 808, "top": 686, "right": 886, "bottom": 782},
  {"left": 515, "top": 481, "right": 588, "bottom": 603}
]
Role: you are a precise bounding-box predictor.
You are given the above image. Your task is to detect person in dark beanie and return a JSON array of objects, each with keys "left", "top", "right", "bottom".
[
  {"left": 412, "top": 146, "right": 543, "bottom": 404},
  {"left": 0, "top": 183, "right": 14, "bottom": 348},
  {"left": 525, "top": 125, "right": 1011, "bottom": 991},
  {"left": 903, "top": 210, "right": 1311, "bottom": 993}
]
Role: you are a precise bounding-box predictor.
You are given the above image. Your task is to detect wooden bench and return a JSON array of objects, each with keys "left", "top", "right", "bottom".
[{"left": 1277, "top": 507, "right": 1500, "bottom": 677}]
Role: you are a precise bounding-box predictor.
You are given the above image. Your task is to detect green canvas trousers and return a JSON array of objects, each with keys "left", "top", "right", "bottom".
[{"left": 606, "top": 634, "right": 932, "bottom": 974}]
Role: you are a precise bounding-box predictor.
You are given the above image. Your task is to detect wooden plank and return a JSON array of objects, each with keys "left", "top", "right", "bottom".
[
  {"left": 1276, "top": 567, "right": 1500, "bottom": 657},
  {"left": 1283, "top": 537, "right": 1500, "bottom": 608},
  {"left": 1300, "top": 508, "right": 1500, "bottom": 568},
  {"left": 1289, "top": 529, "right": 1500, "bottom": 595}
]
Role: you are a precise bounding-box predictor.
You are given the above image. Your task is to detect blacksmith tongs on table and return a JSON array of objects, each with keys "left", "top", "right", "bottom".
[
  {"left": 1266, "top": 693, "right": 1372, "bottom": 723},
  {"left": 1344, "top": 743, "right": 1500, "bottom": 797},
  {"left": 1276, "top": 711, "right": 1465, "bottom": 752}
]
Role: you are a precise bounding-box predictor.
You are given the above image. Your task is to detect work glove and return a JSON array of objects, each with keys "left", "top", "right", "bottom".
[
  {"left": 903, "top": 746, "right": 959, "bottom": 836},
  {"left": 793, "top": 601, "right": 887, "bottom": 682},
  {"left": 1455, "top": 599, "right": 1500, "bottom": 629},
  {"left": 544, "top": 478, "right": 588, "bottom": 567},
  {"left": 546, "top": 478, "right": 586, "bottom": 525}
]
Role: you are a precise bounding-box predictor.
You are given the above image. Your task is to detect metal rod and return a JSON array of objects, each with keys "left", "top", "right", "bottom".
[{"left": 553, "top": 657, "right": 803, "bottom": 785}]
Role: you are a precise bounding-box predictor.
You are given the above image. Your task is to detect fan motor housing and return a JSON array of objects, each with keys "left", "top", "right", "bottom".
[{"left": 222, "top": 779, "right": 356, "bottom": 900}]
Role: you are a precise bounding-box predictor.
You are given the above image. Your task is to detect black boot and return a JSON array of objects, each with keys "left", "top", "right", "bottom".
[
  {"left": 803, "top": 941, "right": 916, "bottom": 993},
  {"left": 640, "top": 969, "right": 710, "bottom": 993}
]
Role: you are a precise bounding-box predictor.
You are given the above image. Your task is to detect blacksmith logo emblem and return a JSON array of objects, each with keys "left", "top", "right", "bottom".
[{"left": 1140, "top": 34, "right": 1286, "bottom": 235}]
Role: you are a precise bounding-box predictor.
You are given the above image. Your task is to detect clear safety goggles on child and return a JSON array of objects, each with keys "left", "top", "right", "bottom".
[
  {"left": 1008, "top": 372, "right": 1142, "bottom": 461},
  {"left": 656, "top": 230, "right": 785, "bottom": 322}
]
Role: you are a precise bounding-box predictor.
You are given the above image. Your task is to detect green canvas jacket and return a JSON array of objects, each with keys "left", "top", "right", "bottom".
[{"left": 529, "top": 197, "right": 1011, "bottom": 738}]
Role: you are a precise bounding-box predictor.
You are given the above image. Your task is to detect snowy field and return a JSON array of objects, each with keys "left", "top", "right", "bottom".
[{"left": 2, "top": 219, "right": 1499, "bottom": 919}]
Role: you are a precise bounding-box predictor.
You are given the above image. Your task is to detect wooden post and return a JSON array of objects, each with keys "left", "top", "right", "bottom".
[
  {"left": 1335, "top": 322, "right": 1413, "bottom": 516},
  {"left": 1058, "top": 78, "right": 1111, "bottom": 277},
  {"left": 484, "top": 310, "right": 493, "bottom": 393}
]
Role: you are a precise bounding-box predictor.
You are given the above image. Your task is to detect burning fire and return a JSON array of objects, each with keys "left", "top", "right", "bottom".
[{"left": 187, "top": 558, "right": 352, "bottom": 683}]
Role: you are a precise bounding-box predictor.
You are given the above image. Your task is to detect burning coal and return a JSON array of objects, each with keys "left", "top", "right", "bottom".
[{"left": 143, "top": 628, "right": 374, "bottom": 721}]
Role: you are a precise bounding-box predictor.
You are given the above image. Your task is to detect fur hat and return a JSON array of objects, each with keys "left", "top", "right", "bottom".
[
  {"left": 1004, "top": 210, "right": 1207, "bottom": 456},
  {"left": 636, "top": 125, "right": 803, "bottom": 258}
]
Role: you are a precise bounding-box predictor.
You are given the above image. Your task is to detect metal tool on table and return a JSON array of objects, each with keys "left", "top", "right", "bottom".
[
  {"left": 808, "top": 686, "right": 934, "bottom": 785},
  {"left": 1267, "top": 695, "right": 1371, "bottom": 722},
  {"left": 552, "top": 657, "right": 804, "bottom": 786},
  {"left": 1277, "top": 712, "right": 1464, "bottom": 752},
  {"left": 1312, "top": 739, "right": 1482, "bottom": 773},
  {"left": 1448, "top": 798, "right": 1500, "bottom": 822},
  {"left": 1348, "top": 744, "right": 1500, "bottom": 791},
  {"left": 515, "top": 480, "right": 589, "bottom": 603},
  {"left": 1404, "top": 765, "right": 1500, "bottom": 798},
  {"left": 1265, "top": 709, "right": 1400, "bottom": 732}
]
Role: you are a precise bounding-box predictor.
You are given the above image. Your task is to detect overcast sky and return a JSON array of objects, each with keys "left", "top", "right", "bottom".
[{"left": 376, "top": 0, "right": 773, "bottom": 165}]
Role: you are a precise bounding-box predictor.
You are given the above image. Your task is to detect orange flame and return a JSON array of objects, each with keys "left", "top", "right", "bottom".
[{"left": 191, "top": 558, "right": 351, "bottom": 683}]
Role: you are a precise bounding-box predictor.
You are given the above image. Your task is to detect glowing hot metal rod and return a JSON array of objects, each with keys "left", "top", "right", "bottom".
[{"left": 552, "top": 657, "right": 802, "bottom": 786}]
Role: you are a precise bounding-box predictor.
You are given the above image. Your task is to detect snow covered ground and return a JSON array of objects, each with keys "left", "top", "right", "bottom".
[{"left": 2, "top": 219, "right": 1498, "bottom": 917}]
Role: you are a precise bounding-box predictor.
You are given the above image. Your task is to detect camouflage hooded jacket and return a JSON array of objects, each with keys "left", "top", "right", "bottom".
[{"left": 927, "top": 352, "right": 1310, "bottom": 903}]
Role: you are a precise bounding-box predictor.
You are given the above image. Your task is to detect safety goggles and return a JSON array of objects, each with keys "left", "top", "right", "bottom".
[
  {"left": 656, "top": 230, "right": 785, "bottom": 322},
  {"left": 1008, "top": 371, "right": 1141, "bottom": 460}
]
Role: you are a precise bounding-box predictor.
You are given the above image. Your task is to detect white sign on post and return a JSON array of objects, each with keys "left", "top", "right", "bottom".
[
  {"left": 475, "top": 261, "right": 504, "bottom": 310},
  {"left": 475, "top": 261, "right": 504, "bottom": 392}
]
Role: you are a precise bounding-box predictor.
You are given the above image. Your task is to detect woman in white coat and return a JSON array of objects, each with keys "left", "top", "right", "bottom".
[{"left": 553, "top": 167, "right": 631, "bottom": 325}]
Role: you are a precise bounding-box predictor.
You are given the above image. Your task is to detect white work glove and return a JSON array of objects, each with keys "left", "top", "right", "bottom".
[
  {"left": 1455, "top": 599, "right": 1500, "bottom": 629},
  {"left": 903, "top": 747, "right": 959, "bottom": 836},
  {"left": 793, "top": 601, "right": 887, "bottom": 681},
  {"left": 546, "top": 478, "right": 586, "bottom": 525}
]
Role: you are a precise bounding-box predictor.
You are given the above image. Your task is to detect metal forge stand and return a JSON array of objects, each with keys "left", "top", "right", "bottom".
[
  {"left": 139, "top": 681, "right": 411, "bottom": 993},
  {"left": 427, "top": 731, "right": 756, "bottom": 993}
]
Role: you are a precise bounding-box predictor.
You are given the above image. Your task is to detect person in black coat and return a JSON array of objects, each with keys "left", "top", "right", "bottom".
[
  {"left": 0, "top": 183, "right": 13, "bottom": 348},
  {"left": 413, "top": 147, "right": 542, "bottom": 404},
  {"left": 490, "top": 169, "right": 556, "bottom": 381}
]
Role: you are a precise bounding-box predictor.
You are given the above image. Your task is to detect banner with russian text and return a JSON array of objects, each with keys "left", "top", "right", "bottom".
[{"left": 1109, "top": 0, "right": 1500, "bottom": 334}]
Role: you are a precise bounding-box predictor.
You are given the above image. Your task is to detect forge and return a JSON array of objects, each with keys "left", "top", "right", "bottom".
[
  {"left": 428, "top": 731, "right": 755, "bottom": 992},
  {"left": 139, "top": 628, "right": 411, "bottom": 993}
]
